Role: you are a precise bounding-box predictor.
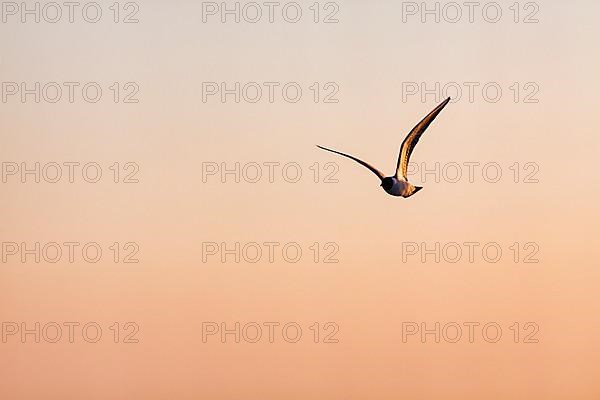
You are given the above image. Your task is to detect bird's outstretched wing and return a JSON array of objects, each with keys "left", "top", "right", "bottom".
[
  {"left": 395, "top": 97, "right": 451, "bottom": 180},
  {"left": 317, "top": 145, "right": 385, "bottom": 181}
]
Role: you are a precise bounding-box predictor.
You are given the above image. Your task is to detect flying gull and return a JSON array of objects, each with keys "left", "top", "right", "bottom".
[{"left": 317, "top": 97, "right": 451, "bottom": 198}]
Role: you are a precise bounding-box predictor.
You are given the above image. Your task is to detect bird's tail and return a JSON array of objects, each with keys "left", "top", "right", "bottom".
[{"left": 410, "top": 186, "right": 423, "bottom": 196}]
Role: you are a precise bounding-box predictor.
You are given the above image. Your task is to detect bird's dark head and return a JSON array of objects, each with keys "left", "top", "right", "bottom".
[{"left": 381, "top": 177, "right": 394, "bottom": 190}]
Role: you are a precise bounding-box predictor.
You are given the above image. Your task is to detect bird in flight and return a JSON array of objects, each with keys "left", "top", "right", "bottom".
[{"left": 317, "top": 97, "right": 451, "bottom": 198}]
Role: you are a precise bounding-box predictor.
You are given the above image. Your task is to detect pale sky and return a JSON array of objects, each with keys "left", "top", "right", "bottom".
[{"left": 1, "top": 1, "right": 600, "bottom": 398}]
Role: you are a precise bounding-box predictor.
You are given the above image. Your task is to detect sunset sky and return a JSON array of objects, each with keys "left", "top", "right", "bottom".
[{"left": 1, "top": 0, "right": 600, "bottom": 398}]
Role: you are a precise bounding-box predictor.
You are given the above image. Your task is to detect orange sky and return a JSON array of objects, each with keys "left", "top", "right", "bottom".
[{"left": 1, "top": 0, "right": 600, "bottom": 399}]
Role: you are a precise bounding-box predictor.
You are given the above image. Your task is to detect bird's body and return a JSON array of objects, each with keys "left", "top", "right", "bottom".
[
  {"left": 317, "top": 97, "right": 451, "bottom": 198},
  {"left": 381, "top": 177, "right": 420, "bottom": 197}
]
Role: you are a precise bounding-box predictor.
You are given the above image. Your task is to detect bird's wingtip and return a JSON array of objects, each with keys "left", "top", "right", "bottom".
[{"left": 438, "top": 97, "right": 451, "bottom": 108}]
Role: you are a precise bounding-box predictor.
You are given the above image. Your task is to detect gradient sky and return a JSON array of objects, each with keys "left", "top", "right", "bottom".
[{"left": 1, "top": 0, "right": 600, "bottom": 398}]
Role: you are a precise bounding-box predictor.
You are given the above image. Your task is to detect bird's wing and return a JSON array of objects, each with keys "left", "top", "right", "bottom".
[
  {"left": 395, "top": 97, "right": 451, "bottom": 180},
  {"left": 317, "top": 145, "right": 385, "bottom": 181}
]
